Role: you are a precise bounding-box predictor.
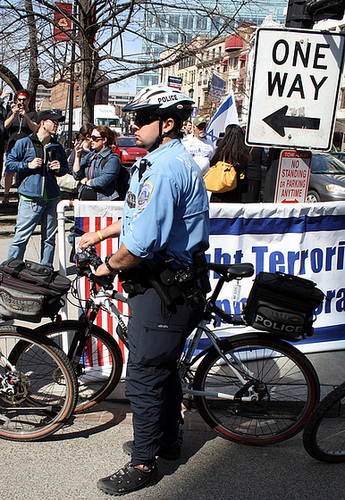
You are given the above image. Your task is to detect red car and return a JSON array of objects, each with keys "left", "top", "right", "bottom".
[{"left": 112, "top": 136, "right": 147, "bottom": 166}]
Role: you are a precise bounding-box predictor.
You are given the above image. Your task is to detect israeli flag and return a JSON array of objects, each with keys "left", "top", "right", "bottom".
[{"left": 205, "top": 91, "right": 239, "bottom": 145}]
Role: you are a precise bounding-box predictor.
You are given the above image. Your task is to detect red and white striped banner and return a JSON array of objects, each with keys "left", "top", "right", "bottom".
[{"left": 74, "top": 201, "right": 128, "bottom": 371}]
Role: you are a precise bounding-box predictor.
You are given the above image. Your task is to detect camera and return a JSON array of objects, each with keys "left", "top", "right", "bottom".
[{"left": 47, "top": 148, "right": 57, "bottom": 162}]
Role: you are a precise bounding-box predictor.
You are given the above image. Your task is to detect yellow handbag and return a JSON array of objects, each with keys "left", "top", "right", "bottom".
[{"left": 203, "top": 159, "right": 237, "bottom": 193}]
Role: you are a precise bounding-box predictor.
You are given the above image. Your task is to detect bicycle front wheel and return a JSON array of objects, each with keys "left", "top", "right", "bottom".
[
  {"left": 303, "top": 382, "right": 345, "bottom": 462},
  {"left": 32, "top": 321, "right": 123, "bottom": 412},
  {"left": 0, "top": 325, "right": 77, "bottom": 441},
  {"left": 193, "top": 333, "right": 320, "bottom": 445}
]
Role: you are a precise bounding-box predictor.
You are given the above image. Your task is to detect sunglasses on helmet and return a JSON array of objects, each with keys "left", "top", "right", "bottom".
[{"left": 134, "top": 113, "right": 159, "bottom": 127}]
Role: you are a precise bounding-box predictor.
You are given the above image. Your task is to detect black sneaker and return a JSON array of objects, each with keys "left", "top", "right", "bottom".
[
  {"left": 122, "top": 440, "right": 181, "bottom": 460},
  {"left": 97, "top": 462, "right": 158, "bottom": 496}
]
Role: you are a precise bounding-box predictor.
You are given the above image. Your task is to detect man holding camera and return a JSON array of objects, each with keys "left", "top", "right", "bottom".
[
  {"left": 2, "top": 89, "right": 38, "bottom": 204},
  {"left": 5, "top": 110, "right": 67, "bottom": 268}
]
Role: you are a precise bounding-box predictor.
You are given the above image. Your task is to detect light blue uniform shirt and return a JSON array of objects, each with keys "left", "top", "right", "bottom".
[{"left": 120, "top": 139, "right": 209, "bottom": 266}]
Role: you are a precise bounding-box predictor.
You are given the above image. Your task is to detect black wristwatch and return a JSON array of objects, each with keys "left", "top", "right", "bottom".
[{"left": 105, "top": 254, "right": 116, "bottom": 273}]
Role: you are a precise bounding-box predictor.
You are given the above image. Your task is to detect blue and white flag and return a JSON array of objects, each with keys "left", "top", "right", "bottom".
[{"left": 205, "top": 91, "right": 239, "bottom": 145}]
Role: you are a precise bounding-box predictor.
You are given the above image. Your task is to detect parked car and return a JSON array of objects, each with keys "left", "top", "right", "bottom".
[
  {"left": 329, "top": 151, "right": 345, "bottom": 163},
  {"left": 307, "top": 152, "right": 345, "bottom": 202},
  {"left": 112, "top": 136, "right": 147, "bottom": 167}
]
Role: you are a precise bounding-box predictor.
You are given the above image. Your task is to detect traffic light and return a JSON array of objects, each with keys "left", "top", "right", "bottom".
[
  {"left": 286, "top": 0, "right": 345, "bottom": 27},
  {"left": 307, "top": 0, "right": 345, "bottom": 21},
  {"left": 286, "top": 0, "right": 314, "bottom": 27}
]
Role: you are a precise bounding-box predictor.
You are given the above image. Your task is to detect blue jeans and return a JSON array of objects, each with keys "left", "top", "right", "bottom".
[{"left": 8, "top": 197, "right": 60, "bottom": 268}]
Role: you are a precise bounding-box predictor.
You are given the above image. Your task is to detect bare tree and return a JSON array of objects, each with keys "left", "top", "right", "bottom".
[{"left": 0, "top": 0, "right": 256, "bottom": 122}]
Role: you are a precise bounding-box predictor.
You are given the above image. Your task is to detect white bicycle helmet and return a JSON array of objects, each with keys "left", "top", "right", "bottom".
[{"left": 123, "top": 85, "right": 194, "bottom": 122}]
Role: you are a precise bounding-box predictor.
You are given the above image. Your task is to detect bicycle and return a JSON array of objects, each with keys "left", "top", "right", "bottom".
[
  {"left": 0, "top": 325, "right": 78, "bottom": 441},
  {"left": 8, "top": 235, "right": 322, "bottom": 445},
  {"left": 303, "top": 381, "right": 345, "bottom": 462}
]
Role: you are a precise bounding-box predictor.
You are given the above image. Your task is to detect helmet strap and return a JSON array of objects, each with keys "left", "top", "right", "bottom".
[{"left": 148, "top": 117, "right": 169, "bottom": 152}]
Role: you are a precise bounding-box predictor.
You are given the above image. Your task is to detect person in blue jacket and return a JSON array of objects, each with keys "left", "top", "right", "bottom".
[
  {"left": 6, "top": 109, "right": 67, "bottom": 268},
  {"left": 72, "top": 125, "right": 121, "bottom": 200},
  {"left": 78, "top": 85, "right": 210, "bottom": 496}
]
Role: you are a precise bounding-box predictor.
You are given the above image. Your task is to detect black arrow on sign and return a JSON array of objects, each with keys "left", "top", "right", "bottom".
[{"left": 263, "top": 105, "right": 320, "bottom": 137}]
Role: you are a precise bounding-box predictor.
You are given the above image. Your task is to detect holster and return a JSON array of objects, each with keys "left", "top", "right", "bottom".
[{"left": 118, "top": 251, "right": 209, "bottom": 310}]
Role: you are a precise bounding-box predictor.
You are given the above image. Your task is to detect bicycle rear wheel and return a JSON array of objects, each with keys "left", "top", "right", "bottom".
[
  {"left": 31, "top": 321, "right": 123, "bottom": 412},
  {"left": 303, "top": 382, "right": 345, "bottom": 462},
  {"left": 0, "top": 325, "right": 77, "bottom": 441},
  {"left": 193, "top": 333, "right": 320, "bottom": 445}
]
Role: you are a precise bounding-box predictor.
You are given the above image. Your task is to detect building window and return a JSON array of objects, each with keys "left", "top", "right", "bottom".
[
  {"left": 341, "top": 89, "right": 345, "bottom": 108},
  {"left": 168, "top": 33, "right": 178, "bottom": 45},
  {"left": 182, "top": 16, "right": 193, "bottom": 29},
  {"left": 236, "top": 99, "right": 243, "bottom": 117},
  {"left": 196, "top": 17, "right": 207, "bottom": 30}
]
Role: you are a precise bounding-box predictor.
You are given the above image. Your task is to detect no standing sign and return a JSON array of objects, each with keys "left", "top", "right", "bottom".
[{"left": 246, "top": 28, "right": 345, "bottom": 150}]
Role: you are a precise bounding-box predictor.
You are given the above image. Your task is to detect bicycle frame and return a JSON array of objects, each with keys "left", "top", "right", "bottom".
[{"left": 178, "top": 320, "right": 261, "bottom": 402}]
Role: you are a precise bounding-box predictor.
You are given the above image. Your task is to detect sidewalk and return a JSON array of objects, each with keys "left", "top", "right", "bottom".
[{"left": 0, "top": 209, "right": 345, "bottom": 499}]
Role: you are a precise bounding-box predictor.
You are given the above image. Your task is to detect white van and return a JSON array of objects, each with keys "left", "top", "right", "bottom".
[{"left": 94, "top": 105, "right": 122, "bottom": 135}]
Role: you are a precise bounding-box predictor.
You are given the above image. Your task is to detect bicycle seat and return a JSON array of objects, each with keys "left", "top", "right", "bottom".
[{"left": 208, "top": 262, "right": 254, "bottom": 281}]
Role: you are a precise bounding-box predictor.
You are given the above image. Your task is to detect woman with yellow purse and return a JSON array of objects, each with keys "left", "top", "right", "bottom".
[{"left": 204, "top": 124, "right": 250, "bottom": 203}]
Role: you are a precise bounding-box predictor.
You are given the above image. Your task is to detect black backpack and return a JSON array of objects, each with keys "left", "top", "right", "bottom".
[
  {"left": 115, "top": 164, "right": 130, "bottom": 201},
  {"left": 100, "top": 152, "right": 130, "bottom": 201}
]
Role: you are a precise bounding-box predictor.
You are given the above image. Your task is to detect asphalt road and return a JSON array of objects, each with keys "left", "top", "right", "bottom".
[{"left": 1, "top": 407, "right": 345, "bottom": 500}]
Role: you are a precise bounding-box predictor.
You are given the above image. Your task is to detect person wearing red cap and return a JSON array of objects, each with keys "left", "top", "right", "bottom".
[{"left": 2, "top": 90, "right": 38, "bottom": 204}]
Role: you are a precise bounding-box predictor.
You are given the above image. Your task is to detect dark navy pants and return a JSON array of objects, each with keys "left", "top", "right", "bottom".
[{"left": 125, "top": 287, "right": 204, "bottom": 466}]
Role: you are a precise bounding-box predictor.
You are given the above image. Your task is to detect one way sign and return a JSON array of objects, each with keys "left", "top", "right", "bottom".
[{"left": 246, "top": 28, "right": 345, "bottom": 150}]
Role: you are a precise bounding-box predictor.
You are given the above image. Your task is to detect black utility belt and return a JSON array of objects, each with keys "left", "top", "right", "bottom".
[{"left": 120, "top": 265, "right": 206, "bottom": 309}]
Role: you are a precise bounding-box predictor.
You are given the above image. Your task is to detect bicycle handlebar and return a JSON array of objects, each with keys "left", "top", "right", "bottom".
[
  {"left": 70, "top": 225, "right": 85, "bottom": 237},
  {"left": 83, "top": 269, "right": 115, "bottom": 289},
  {"left": 75, "top": 246, "right": 114, "bottom": 289}
]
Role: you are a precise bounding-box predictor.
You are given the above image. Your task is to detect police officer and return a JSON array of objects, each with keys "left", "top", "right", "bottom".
[{"left": 79, "top": 85, "right": 209, "bottom": 496}]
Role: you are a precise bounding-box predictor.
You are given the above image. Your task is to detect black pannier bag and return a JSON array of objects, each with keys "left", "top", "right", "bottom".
[
  {"left": 243, "top": 272, "right": 324, "bottom": 339},
  {"left": 0, "top": 258, "right": 71, "bottom": 323}
]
